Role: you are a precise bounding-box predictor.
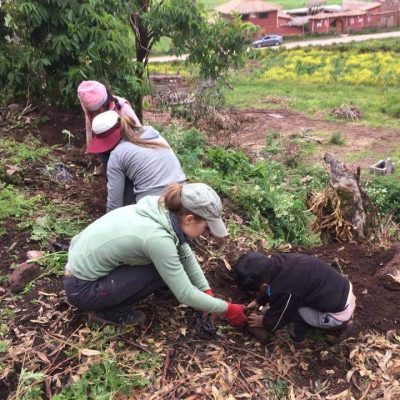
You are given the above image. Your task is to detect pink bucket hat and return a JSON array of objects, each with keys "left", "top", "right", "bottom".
[
  {"left": 87, "top": 110, "right": 121, "bottom": 154},
  {"left": 77, "top": 81, "right": 108, "bottom": 112}
]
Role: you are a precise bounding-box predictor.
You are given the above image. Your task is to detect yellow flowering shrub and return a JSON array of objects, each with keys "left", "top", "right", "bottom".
[{"left": 260, "top": 48, "right": 400, "bottom": 86}]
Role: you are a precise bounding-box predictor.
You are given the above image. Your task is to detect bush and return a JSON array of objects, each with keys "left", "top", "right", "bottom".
[
  {"left": 329, "top": 132, "right": 345, "bottom": 145},
  {"left": 366, "top": 176, "right": 400, "bottom": 223},
  {"left": 257, "top": 46, "right": 400, "bottom": 86},
  {"left": 1, "top": 1, "right": 140, "bottom": 107}
]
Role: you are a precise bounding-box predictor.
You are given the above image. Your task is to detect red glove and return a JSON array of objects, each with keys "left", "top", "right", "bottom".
[
  {"left": 225, "top": 303, "right": 248, "bottom": 327},
  {"left": 204, "top": 289, "right": 214, "bottom": 296}
]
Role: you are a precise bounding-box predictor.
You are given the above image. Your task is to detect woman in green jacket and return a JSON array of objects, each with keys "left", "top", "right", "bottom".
[{"left": 63, "top": 183, "right": 247, "bottom": 327}]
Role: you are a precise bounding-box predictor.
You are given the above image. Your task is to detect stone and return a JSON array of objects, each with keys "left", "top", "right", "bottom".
[
  {"left": 369, "top": 158, "right": 394, "bottom": 175},
  {"left": 0, "top": 286, "right": 6, "bottom": 295},
  {"left": 9, "top": 262, "right": 41, "bottom": 293},
  {"left": 26, "top": 250, "right": 45, "bottom": 261}
]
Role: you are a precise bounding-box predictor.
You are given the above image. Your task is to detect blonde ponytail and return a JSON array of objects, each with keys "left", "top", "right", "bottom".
[{"left": 120, "top": 115, "right": 168, "bottom": 149}]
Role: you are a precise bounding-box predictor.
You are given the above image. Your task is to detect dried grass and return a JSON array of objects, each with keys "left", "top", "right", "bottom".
[{"left": 307, "top": 187, "right": 355, "bottom": 242}]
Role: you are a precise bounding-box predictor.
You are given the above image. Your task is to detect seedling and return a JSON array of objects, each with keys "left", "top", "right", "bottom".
[{"left": 62, "top": 129, "right": 74, "bottom": 148}]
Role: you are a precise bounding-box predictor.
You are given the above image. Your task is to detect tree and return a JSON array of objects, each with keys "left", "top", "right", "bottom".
[
  {"left": 1, "top": 1, "right": 255, "bottom": 114},
  {"left": 128, "top": 0, "right": 256, "bottom": 121},
  {"left": 1, "top": 0, "right": 139, "bottom": 106}
]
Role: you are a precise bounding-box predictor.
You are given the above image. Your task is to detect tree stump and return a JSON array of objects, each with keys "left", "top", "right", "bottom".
[{"left": 323, "top": 153, "right": 366, "bottom": 239}]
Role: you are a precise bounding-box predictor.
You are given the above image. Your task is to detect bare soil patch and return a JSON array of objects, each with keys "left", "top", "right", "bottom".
[{"left": 205, "top": 108, "right": 400, "bottom": 168}]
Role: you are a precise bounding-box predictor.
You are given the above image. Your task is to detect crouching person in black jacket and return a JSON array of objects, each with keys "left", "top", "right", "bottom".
[{"left": 235, "top": 252, "right": 357, "bottom": 346}]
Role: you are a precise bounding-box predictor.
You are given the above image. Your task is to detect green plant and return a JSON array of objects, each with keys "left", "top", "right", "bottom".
[
  {"left": 264, "top": 130, "right": 282, "bottom": 156},
  {"left": 54, "top": 359, "right": 150, "bottom": 400},
  {"left": 0, "top": 136, "right": 53, "bottom": 166},
  {"left": 380, "top": 93, "right": 400, "bottom": 118},
  {"left": 264, "top": 377, "right": 290, "bottom": 399},
  {"left": 281, "top": 140, "right": 302, "bottom": 167},
  {"left": 329, "top": 132, "right": 345, "bottom": 145},
  {"left": 135, "top": 351, "right": 162, "bottom": 371},
  {"left": 21, "top": 280, "right": 36, "bottom": 295},
  {"left": 1, "top": 0, "right": 139, "bottom": 107},
  {"left": 0, "top": 340, "right": 8, "bottom": 353},
  {"left": 18, "top": 202, "right": 87, "bottom": 247},
  {"left": 129, "top": 1, "right": 257, "bottom": 119},
  {"left": 0, "top": 183, "right": 42, "bottom": 228},
  {"left": 0, "top": 306, "right": 13, "bottom": 338},
  {"left": 161, "top": 125, "right": 208, "bottom": 171},
  {"left": 365, "top": 176, "right": 400, "bottom": 223},
  {"left": 164, "top": 126, "right": 325, "bottom": 246},
  {"left": 15, "top": 368, "right": 45, "bottom": 400}
]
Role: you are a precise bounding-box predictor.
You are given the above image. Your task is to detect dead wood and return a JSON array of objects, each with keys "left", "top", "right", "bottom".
[
  {"left": 307, "top": 154, "right": 367, "bottom": 242},
  {"left": 324, "top": 153, "right": 366, "bottom": 238},
  {"left": 300, "top": 134, "right": 324, "bottom": 143}
]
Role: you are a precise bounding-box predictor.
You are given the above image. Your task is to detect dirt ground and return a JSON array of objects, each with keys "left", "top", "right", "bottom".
[
  {"left": 201, "top": 108, "right": 400, "bottom": 170},
  {"left": 0, "top": 107, "right": 399, "bottom": 399}
]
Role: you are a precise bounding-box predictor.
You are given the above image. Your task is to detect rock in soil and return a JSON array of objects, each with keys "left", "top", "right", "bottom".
[
  {"left": 9, "top": 262, "right": 41, "bottom": 293},
  {"left": 26, "top": 250, "right": 45, "bottom": 261},
  {"left": 0, "top": 286, "right": 6, "bottom": 295}
]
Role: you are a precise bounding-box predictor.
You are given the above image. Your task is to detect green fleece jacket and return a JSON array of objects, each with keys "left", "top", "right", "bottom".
[{"left": 67, "top": 196, "right": 228, "bottom": 314}]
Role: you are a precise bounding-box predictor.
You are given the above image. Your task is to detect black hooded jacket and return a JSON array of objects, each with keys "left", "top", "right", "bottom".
[{"left": 256, "top": 253, "right": 350, "bottom": 332}]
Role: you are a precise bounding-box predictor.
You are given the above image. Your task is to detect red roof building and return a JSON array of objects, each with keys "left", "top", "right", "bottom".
[
  {"left": 215, "top": 0, "right": 304, "bottom": 36},
  {"left": 309, "top": 0, "right": 400, "bottom": 33},
  {"left": 215, "top": 0, "right": 400, "bottom": 36},
  {"left": 309, "top": 10, "right": 367, "bottom": 33}
]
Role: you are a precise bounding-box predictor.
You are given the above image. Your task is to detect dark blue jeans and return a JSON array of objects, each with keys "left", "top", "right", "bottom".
[{"left": 63, "top": 264, "right": 166, "bottom": 319}]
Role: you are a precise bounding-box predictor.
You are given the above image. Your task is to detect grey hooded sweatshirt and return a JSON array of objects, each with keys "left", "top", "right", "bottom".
[{"left": 106, "top": 126, "right": 186, "bottom": 212}]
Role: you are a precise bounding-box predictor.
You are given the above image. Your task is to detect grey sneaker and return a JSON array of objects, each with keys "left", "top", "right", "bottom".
[{"left": 88, "top": 310, "right": 146, "bottom": 327}]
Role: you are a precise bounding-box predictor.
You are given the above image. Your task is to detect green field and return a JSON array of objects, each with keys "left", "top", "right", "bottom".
[
  {"left": 150, "top": 39, "right": 400, "bottom": 128},
  {"left": 224, "top": 79, "right": 399, "bottom": 128}
]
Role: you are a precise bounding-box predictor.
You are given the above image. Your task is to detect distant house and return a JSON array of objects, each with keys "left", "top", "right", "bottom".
[
  {"left": 309, "top": 10, "right": 368, "bottom": 33},
  {"left": 285, "top": 5, "right": 343, "bottom": 16},
  {"left": 215, "top": 0, "right": 304, "bottom": 36},
  {"left": 309, "top": 0, "right": 400, "bottom": 33},
  {"left": 215, "top": 0, "right": 400, "bottom": 36}
]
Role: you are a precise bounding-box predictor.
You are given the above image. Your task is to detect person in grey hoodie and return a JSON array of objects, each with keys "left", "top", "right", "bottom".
[{"left": 87, "top": 110, "right": 186, "bottom": 211}]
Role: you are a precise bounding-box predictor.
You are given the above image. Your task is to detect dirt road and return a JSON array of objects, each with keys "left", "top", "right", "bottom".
[
  {"left": 283, "top": 30, "right": 400, "bottom": 49},
  {"left": 149, "top": 31, "right": 400, "bottom": 62}
]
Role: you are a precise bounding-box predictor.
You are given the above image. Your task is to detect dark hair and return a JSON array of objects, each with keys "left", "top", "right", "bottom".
[
  {"left": 235, "top": 252, "right": 272, "bottom": 292},
  {"left": 100, "top": 86, "right": 121, "bottom": 111},
  {"left": 161, "top": 183, "right": 204, "bottom": 222}
]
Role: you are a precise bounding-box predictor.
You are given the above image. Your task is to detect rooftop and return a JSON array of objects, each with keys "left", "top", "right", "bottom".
[
  {"left": 215, "top": 0, "right": 280, "bottom": 14},
  {"left": 309, "top": 10, "right": 367, "bottom": 19}
]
